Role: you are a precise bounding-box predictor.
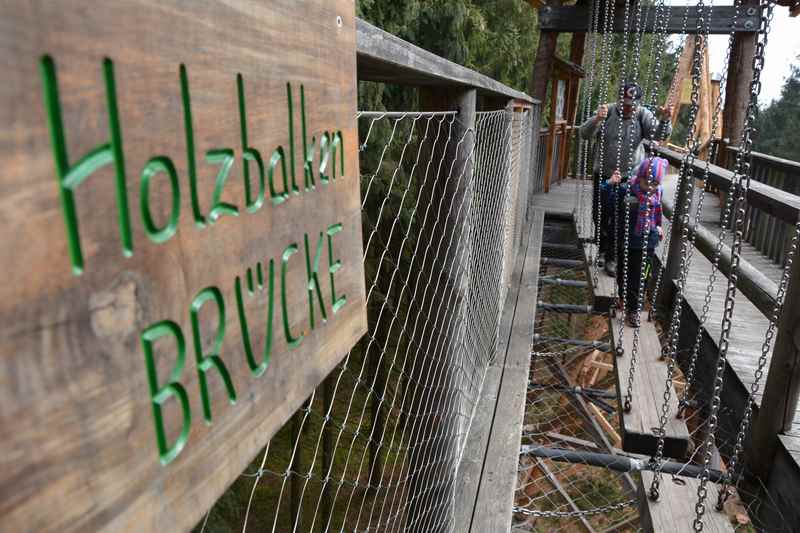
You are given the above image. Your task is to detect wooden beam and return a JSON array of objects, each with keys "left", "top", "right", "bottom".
[
  {"left": 356, "top": 18, "right": 535, "bottom": 103},
  {"left": 654, "top": 143, "right": 800, "bottom": 224},
  {"left": 588, "top": 402, "right": 622, "bottom": 448},
  {"left": 529, "top": 30, "right": 559, "bottom": 104},
  {"left": 660, "top": 192, "right": 779, "bottom": 319},
  {"left": 539, "top": 5, "right": 761, "bottom": 34},
  {"left": 721, "top": 0, "right": 759, "bottom": 149}
]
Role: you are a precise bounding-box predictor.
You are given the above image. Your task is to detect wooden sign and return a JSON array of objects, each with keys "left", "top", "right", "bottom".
[{"left": 0, "top": 1, "right": 366, "bottom": 531}]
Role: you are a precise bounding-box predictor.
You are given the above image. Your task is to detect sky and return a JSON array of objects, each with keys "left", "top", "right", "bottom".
[
  {"left": 708, "top": 7, "right": 799, "bottom": 104},
  {"left": 666, "top": 1, "right": 800, "bottom": 105}
]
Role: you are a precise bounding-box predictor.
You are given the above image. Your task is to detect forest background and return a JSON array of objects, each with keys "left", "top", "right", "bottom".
[{"left": 357, "top": 0, "right": 800, "bottom": 161}]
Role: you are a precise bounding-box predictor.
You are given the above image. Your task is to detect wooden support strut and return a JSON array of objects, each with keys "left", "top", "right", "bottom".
[{"left": 538, "top": 5, "right": 761, "bottom": 34}]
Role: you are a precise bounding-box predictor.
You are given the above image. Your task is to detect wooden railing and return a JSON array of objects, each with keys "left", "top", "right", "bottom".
[
  {"left": 717, "top": 146, "right": 800, "bottom": 265},
  {"left": 654, "top": 142, "right": 800, "bottom": 484},
  {"left": 539, "top": 122, "right": 576, "bottom": 192}
]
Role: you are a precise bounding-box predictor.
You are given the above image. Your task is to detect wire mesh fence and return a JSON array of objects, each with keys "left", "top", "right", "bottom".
[{"left": 193, "top": 104, "right": 537, "bottom": 532}]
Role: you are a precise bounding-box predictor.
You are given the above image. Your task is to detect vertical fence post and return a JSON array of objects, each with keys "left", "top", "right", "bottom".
[
  {"left": 749, "top": 250, "right": 800, "bottom": 480},
  {"left": 527, "top": 103, "right": 544, "bottom": 205},
  {"left": 404, "top": 86, "right": 476, "bottom": 530},
  {"left": 543, "top": 77, "right": 558, "bottom": 192}
]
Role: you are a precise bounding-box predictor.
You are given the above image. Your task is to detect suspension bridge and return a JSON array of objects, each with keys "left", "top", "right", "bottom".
[{"left": 1, "top": 0, "right": 800, "bottom": 532}]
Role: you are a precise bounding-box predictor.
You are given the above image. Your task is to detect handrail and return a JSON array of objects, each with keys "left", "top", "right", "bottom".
[
  {"left": 651, "top": 143, "right": 800, "bottom": 224},
  {"left": 660, "top": 195, "right": 779, "bottom": 318},
  {"left": 727, "top": 145, "right": 800, "bottom": 174},
  {"left": 356, "top": 18, "right": 536, "bottom": 104}
]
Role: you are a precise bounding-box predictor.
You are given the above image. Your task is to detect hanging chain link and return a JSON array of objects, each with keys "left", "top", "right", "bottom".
[
  {"left": 513, "top": 498, "right": 637, "bottom": 519},
  {"left": 643, "top": 1, "right": 670, "bottom": 104},
  {"left": 592, "top": 0, "right": 617, "bottom": 291},
  {"left": 623, "top": 0, "right": 669, "bottom": 412},
  {"left": 576, "top": 0, "right": 602, "bottom": 238},
  {"left": 611, "top": 0, "right": 635, "bottom": 363},
  {"left": 677, "top": 0, "right": 743, "bottom": 417},
  {"left": 693, "top": 3, "right": 775, "bottom": 530},
  {"left": 648, "top": 0, "right": 714, "bottom": 501},
  {"left": 717, "top": 217, "right": 800, "bottom": 509},
  {"left": 648, "top": 5, "right": 694, "bottom": 319}
]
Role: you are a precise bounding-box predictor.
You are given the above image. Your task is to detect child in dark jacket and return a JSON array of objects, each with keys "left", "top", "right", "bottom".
[{"left": 602, "top": 157, "right": 667, "bottom": 327}]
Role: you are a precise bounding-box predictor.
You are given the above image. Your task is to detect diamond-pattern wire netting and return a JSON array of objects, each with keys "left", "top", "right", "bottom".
[
  {"left": 194, "top": 107, "right": 534, "bottom": 532},
  {"left": 513, "top": 225, "right": 639, "bottom": 532}
]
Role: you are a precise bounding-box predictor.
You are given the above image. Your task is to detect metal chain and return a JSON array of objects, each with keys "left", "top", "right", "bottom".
[
  {"left": 643, "top": 1, "right": 670, "bottom": 104},
  {"left": 717, "top": 218, "right": 800, "bottom": 509},
  {"left": 576, "top": 0, "right": 602, "bottom": 238},
  {"left": 649, "top": 0, "right": 713, "bottom": 501},
  {"left": 620, "top": 0, "right": 669, "bottom": 411},
  {"left": 678, "top": 0, "right": 744, "bottom": 416},
  {"left": 611, "top": 0, "right": 634, "bottom": 360},
  {"left": 513, "top": 498, "right": 637, "bottom": 519},
  {"left": 693, "top": 3, "right": 775, "bottom": 529},
  {"left": 648, "top": 4, "right": 694, "bottom": 319},
  {"left": 591, "top": 0, "right": 617, "bottom": 290}
]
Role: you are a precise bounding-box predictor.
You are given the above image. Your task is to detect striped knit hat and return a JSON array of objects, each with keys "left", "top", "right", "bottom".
[{"left": 637, "top": 156, "right": 668, "bottom": 185}]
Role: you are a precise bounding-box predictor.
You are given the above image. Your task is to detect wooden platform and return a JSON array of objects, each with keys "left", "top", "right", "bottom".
[
  {"left": 610, "top": 316, "right": 692, "bottom": 459},
  {"left": 638, "top": 471, "right": 735, "bottom": 533},
  {"left": 456, "top": 209, "right": 545, "bottom": 532}
]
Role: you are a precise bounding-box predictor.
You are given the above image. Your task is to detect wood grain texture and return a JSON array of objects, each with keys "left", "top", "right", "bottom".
[
  {"left": 356, "top": 18, "right": 534, "bottom": 103},
  {"left": 0, "top": 2, "right": 366, "bottom": 532},
  {"left": 538, "top": 5, "right": 760, "bottom": 34},
  {"left": 467, "top": 209, "right": 544, "bottom": 532},
  {"left": 638, "top": 472, "right": 734, "bottom": 533},
  {"left": 610, "top": 317, "right": 691, "bottom": 459}
]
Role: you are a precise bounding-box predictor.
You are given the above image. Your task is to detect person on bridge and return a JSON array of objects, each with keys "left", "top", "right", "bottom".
[
  {"left": 579, "top": 82, "right": 672, "bottom": 276},
  {"left": 603, "top": 156, "right": 667, "bottom": 328}
]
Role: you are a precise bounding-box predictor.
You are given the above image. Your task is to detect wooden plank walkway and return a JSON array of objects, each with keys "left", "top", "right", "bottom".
[
  {"left": 533, "top": 178, "right": 800, "bottom": 466},
  {"left": 610, "top": 316, "right": 691, "bottom": 459},
  {"left": 531, "top": 181, "right": 735, "bottom": 532},
  {"left": 456, "top": 209, "right": 545, "bottom": 532}
]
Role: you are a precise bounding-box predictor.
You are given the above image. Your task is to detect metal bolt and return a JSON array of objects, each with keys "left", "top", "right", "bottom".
[
  {"left": 746, "top": 7, "right": 757, "bottom": 16},
  {"left": 744, "top": 20, "right": 754, "bottom": 30}
]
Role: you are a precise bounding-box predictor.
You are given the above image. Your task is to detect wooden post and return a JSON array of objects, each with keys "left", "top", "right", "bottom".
[
  {"left": 719, "top": 0, "right": 758, "bottom": 227},
  {"left": 543, "top": 77, "right": 559, "bottom": 192},
  {"left": 558, "top": 121, "right": 571, "bottom": 183},
  {"left": 749, "top": 253, "right": 800, "bottom": 480},
  {"left": 529, "top": 30, "right": 559, "bottom": 104},
  {"left": 408, "top": 86, "right": 477, "bottom": 530},
  {"left": 721, "top": 0, "right": 758, "bottom": 151}
]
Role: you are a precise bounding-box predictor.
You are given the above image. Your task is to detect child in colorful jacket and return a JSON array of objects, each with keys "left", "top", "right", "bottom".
[{"left": 602, "top": 156, "right": 667, "bottom": 327}]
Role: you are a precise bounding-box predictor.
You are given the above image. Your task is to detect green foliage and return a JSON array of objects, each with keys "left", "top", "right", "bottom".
[
  {"left": 753, "top": 60, "right": 800, "bottom": 161},
  {"left": 357, "top": 0, "right": 538, "bottom": 112}
]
